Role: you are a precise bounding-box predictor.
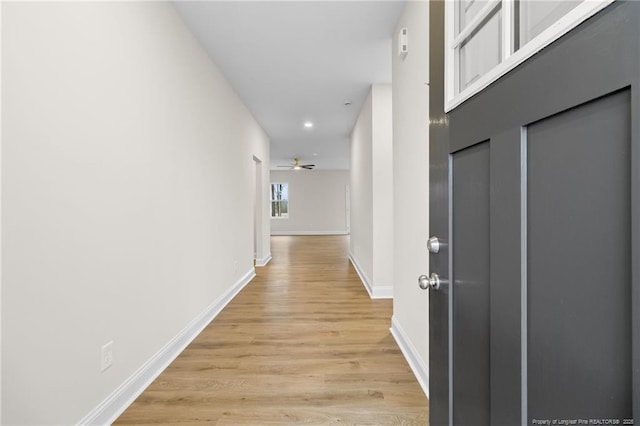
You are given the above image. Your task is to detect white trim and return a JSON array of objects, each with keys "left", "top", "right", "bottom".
[
  {"left": 390, "top": 316, "right": 429, "bottom": 398},
  {"left": 255, "top": 253, "right": 272, "bottom": 267},
  {"left": 502, "top": 0, "right": 515, "bottom": 59},
  {"left": 348, "top": 253, "right": 392, "bottom": 299},
  {"left": 77, "top": 268, "right": 257, "bottom": 425},
  {"left": 445, "top": 0, "right": 615, "bottom": 112},
  {"left": 270, "top": 230, "right": 349, "bottom": 236},
  {"left": 445, "top": 0, "right": 456, "bottom": 106}
]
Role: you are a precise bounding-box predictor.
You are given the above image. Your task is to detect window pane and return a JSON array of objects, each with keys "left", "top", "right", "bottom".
[
  {"left": 270, "top": 183, "right": 289, "bottom": 218},
  {"left": 518, "top": 0, "right": 581, "bottom": 46},
  {"left": 459, "top": 7, "right": 502, "bottom": 92},
  {"left": 457, "top": 0, "right": 492, "bottom": 35}
]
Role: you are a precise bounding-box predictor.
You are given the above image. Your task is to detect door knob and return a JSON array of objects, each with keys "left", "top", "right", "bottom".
[
  {"left": 418, "top": 273, "right": 446, "bottom": 291},
  {"left": 427, "top": 236, "right": 441, "bottom": 253}
]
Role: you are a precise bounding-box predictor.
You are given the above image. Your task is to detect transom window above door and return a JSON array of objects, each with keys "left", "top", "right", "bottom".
[{"left": 445, "top": 0, "right": 615, "bottom": 111}]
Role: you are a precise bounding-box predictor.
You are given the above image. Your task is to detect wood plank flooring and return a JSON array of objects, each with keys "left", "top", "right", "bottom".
[{"left": 115, "top": 235, "right": 428, "bottom": 425}]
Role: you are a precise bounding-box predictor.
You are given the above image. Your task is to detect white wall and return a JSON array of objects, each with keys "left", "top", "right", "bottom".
[
  {"left": 389, "top": 0, "right": 430, "bottom": 397},
  {"left": 349, "top": 85, "right": 393, "bottom": 299},
  {"left": 371, "top": 85, "right": 394, "bottom": 292},
  {"left": 2, "top": 2, "right": 270, "bottom": 424},
  {"left": 270, "top": 170, "right": 349, "bottom": 235},
  {"left": 350, "top": 91, "right": 375, "bottom": 291}
]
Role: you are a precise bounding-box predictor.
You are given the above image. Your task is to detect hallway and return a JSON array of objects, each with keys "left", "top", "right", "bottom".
[{"left": 116, "top": 236, "right": 428, "bottom": 424}]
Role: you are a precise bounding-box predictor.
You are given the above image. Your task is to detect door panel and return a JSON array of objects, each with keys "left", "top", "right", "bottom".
[
  {"left": 527, "top": 91, "right": 632, "bottom": 420},
  {"left": 452, "top": 142, "right": 491, "bottom": 425}
]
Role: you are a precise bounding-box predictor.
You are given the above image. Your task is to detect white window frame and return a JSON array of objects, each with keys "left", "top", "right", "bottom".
[
  {"left": 445, "top": 0, "right": 615, "bottom": 112},
  {"left": 270, "top": 182, "right": 289, "bottom": 219}
]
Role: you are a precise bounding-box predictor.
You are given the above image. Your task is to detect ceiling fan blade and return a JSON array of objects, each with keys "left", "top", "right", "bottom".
[{"left": 302, "top": 165, "right": 315, "bottom": 169}]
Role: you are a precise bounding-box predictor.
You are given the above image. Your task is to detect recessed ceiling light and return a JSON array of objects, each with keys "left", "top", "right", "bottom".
[{"left": 304, "top": 122, "right": 313, "bottom": 128}]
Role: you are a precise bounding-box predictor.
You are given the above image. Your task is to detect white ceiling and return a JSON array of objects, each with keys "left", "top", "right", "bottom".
[{"left": 173, "top": 1, "right": 404, "bottom": 170}]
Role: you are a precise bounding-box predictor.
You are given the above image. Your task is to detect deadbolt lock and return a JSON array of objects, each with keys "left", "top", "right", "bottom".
[{"left": 427, "top": 236, "right": 441, "bottom": 254}]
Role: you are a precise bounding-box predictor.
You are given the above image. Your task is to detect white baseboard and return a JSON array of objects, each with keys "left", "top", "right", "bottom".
[
  {"left": 270, "top": 230, "right": 348, "bottom": 236},
  {"left": 348, "top": 253, "right": 392, "bottom": 299},
  {"left": 348, "top": 252, "right": 373, "bottom": 297},
  {"left": 255, "top": 252, "right": 272, "bottom": 267},
  {"left": 77, "top": 268, "right": 256, "bottom": 425},
  {"left": 390, "top": 315, "right": 429, "bottom": 398}
]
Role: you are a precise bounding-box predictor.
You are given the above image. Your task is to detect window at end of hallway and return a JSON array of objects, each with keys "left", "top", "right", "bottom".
[{"left": 271, "top": 183, "right": 289, "bottom": 218}]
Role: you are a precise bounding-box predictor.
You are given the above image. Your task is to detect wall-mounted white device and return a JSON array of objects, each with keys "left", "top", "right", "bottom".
[{"left": 399, "top": 27, "right": 408, "bottom": 55}]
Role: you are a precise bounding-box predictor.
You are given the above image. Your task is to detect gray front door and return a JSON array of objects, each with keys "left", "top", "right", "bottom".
[{"left": 429, "top": 2, "right": 640, "bottom": 425}]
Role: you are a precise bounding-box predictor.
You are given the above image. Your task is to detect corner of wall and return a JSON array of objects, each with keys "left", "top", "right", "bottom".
[
  {"left": 255, "top": 253, "right": 272, "bottom": 267},
  {"left": 348, "top": 253, "right": 393, "bottom": 300}
]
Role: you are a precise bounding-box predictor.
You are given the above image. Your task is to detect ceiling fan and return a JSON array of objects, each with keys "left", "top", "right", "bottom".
[{"left": 277, "top": 157, "right": 315, "bottom": 170}]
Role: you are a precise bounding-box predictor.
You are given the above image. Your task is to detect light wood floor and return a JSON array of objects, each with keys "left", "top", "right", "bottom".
[{"left": 116, "top": 235, "right": 428, "bottom": 425}]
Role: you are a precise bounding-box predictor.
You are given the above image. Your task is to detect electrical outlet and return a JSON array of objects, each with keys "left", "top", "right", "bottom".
[{"left": 101, "top": 341, "right": 114, "bottom": 372}]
